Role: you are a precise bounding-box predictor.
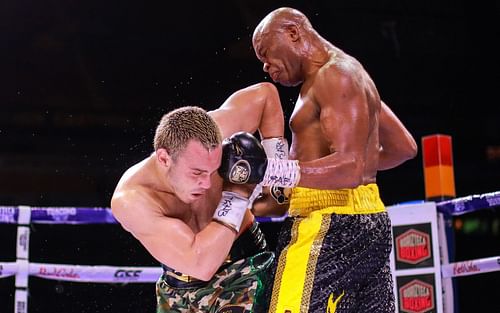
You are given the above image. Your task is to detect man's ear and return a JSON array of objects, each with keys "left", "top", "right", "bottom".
[
  {"left": 156, "top": 148, "right": 171, "bottom": 168},
  {"left": 284, "top": 24, "right": 300, "bottom": 42}
]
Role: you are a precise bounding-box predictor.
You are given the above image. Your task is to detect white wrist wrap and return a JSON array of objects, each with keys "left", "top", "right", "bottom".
[
  {"left": 213, "top": 191, "right": 249, "bottom": 233},
  {"left": 262, "top": 158, "right": 300, "bottom": 188},
  {"left": 262, "top": 137, "right": 292, "bottom": 203},
  {"left": 261, "top": 137, "right": 289, "bottom": 160}
]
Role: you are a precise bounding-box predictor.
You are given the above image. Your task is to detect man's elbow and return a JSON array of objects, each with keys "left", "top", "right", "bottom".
[
  {"left": 350, "top": 170, "right": 365, "bottom": 188},
  {"left": 256, "top": 81, "right": 278, "bottom": 95},
  {"left": 158, "top": 253, "right": 217, "bottom": 282},
  {"left": 391, "top": 138, "right": 418, "bottom": 163},
  {"left": 190, "top": 259, "right": 220, "bottom": 281},
  {"left": 195, "top": 267, "right": 218, "bottom": 282},
  {"left": 344, "top": 160, "right": 364, "bottom": 188},
  {"left": 188, "top": 247, "right": 222, "bottom": 281},
  {"left": 404, "top": 139, "right": 418, "bottom": 161},
  {"left": 329, "top": 155, "right": 364, "bottom": 189}
]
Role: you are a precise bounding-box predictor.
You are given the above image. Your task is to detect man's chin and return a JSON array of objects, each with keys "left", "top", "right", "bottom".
[
  {"left": 179, "top": 193, "right": 201, "bottom": 204},
  {"left": 278, "top": 79, "right": 301, "bottom": 87}
]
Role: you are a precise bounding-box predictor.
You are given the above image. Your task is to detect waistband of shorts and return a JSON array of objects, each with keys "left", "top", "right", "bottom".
[
  {"left": 288, "top": 183, "right": 385, "bottom": 217},
  {"left": 161, "top": 268, "right": 206, "bottom": 289}
]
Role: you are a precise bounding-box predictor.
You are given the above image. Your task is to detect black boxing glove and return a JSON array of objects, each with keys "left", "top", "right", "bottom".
[{"left": 218, "top": 132, "right": 268, "bottom": 184}]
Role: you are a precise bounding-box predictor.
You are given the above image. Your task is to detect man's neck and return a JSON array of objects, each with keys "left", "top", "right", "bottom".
[
  {"left": 150, "top": 155, "right": 174, "bottom": 194},
  {"left": 301, "top": 37, "right": 331, "bottom": 79}
]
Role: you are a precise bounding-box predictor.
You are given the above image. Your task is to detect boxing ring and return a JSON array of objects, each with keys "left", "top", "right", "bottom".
[
  {"left": 386, "top": 191, "right": 500, "bottom": 313},
  {"left": 1, "top": 192, "right": 499, "bottom": 313}
]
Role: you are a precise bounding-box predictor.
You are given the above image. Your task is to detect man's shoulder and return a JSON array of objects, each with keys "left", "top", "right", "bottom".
[
  {"left": 110, "top": 185, "right": 174, "bottom": 233},
  {"left": 313, "top": 55, "right": 362, "bottom": 94},
  {"left": 318, "top": 54, "right": 354, "bottom": 77},
  {"left": 113, "top": 156, "right": 154, "bottom": 200},
  {"left": 111, "top": 185, "right": 152, "bottom": 215},
  {"left": 308, "top": 60, "right": 348, "bottom": 95}
]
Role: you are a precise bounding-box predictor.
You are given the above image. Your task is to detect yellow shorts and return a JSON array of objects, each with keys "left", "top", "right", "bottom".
[{"left": 267, "top": 184, "right": 394, "bottom": 313}]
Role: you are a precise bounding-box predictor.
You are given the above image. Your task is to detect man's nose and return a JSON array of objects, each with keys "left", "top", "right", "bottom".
[
  {"left": 263, "top": 62, "right": 270, "bottom": 72},
  {"left": 199, "top": 175, "right": 211, "bottom": 189}
]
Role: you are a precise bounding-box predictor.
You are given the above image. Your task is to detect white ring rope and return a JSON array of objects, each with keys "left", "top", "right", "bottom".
[
  {"left": 441, "top": 256, "right": 500, "bottom": 278},
  {"left": 2, "top": 256, "right": 498, "bottom": 283},
  {"left": 0, "top": 261, "right": 162, "bottom": 283},
  {"left": 0, "top": 190, "right": 499, "bottom": 313}
]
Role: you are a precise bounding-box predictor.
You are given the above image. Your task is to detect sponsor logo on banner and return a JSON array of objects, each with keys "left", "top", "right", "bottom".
[
  {"left": 0, "top": 207, "right": 16, "bottom": 223},
  {"left": 38, "top": 266, "right": 80, "bottom": 279},
  {"left": 46, "top": 208, "right": 77, "bottom": 222},
  {"left": 399, "top": 279, "right": 435, "bottom": 313},
  {"left": 453, "top": 261, "right": 480, "bottom": 276},
  {"left": 396, "top": 229, "right": 431, "bottom": 264},
  {"left": 114, "top": 269, "right": 142, "bottom": 280}
]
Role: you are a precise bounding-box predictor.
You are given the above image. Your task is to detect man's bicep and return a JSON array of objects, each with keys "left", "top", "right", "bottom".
[
  {"left": 378, "top": 101, "right": 418, "bottom": 169},
  {"left": 316, "top": 81, "right": 370, "bottom": 153},
  {"left": 312, "top": 67, "right": 368, "bottom": 150},
  {"left": 379, "top": 101, "right": 404, "bottom": 138},
  {"left": 379, "top": 101, "right": 416, "bottom": 147},
  {"left": 113, "top": 197, "right": 195, "bottom": 265},
  {"left": 132, "top": 214, "right": 197, "bottom": 266}
]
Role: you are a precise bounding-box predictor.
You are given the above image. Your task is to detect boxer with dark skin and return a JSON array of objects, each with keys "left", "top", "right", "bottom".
[
  {"left": 252, "top": 7, "right": 417, "bottom": 313},
  {"left": 253, "top": 8, "right": 416, "bottom": 189},
  {"left": 111, "top": 82, "right": 284, "bottom": 312}
]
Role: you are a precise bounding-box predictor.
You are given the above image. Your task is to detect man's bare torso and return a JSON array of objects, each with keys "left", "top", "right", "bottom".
[
  {"left": 114, "top": 154, "right": 223, "bottom": 233},
  {"left": 289, "top": 48, "right": 381, "bottom": 185}
]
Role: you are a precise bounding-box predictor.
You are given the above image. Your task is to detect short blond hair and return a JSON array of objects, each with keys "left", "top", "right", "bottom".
[{"left": 153, "top": 106, "right": 222, "bottom": 160}]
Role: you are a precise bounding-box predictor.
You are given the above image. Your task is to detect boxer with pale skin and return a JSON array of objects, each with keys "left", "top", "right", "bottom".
[{"left": 111, "top": 82, "right": 284, "bottom": 313}]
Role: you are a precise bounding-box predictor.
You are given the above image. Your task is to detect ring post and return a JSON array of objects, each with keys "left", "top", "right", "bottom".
[
  {"left": 15, "top": 206, "right": 31, "bottom": 313},
  {"left": 422, "top": 134, "right": 457, "bottom": 313}
]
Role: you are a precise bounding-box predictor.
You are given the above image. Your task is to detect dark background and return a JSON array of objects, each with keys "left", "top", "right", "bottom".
[{"left": 1, "top": 0, "right": 499, "bottom": 312}]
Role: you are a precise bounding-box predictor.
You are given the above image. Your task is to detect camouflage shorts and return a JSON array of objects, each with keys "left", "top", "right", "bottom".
[{"left": 156, "top": 251, "right": 274, "bottom": 313}]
